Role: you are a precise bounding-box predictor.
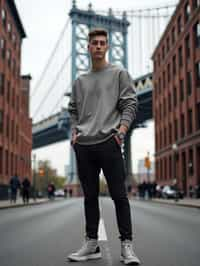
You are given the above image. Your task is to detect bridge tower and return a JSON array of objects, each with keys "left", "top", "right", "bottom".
[{"left": 68, "top": 0, "right": 133, "bottom": 193}]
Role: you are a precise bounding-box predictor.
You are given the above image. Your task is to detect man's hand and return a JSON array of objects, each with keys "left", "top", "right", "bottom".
[
  {"left": 71, "top": 130, "right": 78, "bottom": 146},
  {"left": 114, "top": 125, "right": 128, "bottom": 145}
]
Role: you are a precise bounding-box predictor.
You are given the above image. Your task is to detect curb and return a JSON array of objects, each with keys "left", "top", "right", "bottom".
[
  {"left": 0, "top": 198, "right": 64, "bottom": 210},
  {"left": 132, "top": 198, "right": 200, "bottom": 209}
]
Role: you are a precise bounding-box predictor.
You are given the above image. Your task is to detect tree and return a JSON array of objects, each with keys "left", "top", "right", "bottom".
[{"left": 33, "top": 160, "right": 67, "bottom": 195}]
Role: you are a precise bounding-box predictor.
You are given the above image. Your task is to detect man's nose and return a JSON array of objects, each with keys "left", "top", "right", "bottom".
[{"left": 96, "top": 43, "right": 101, "bottom": 49}]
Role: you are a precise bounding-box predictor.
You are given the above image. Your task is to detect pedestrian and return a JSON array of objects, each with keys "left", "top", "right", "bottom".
[
  {"left": 48, "top": 182, "right": 55, "bottom": 200},
  {"left": 10, "top": 174, "right": 20, "bottom": 203},
  {"left": 64, "top": 187, "right": 68, "bottom": 198},
  {"left": 67, "top": 28, "right": 140, "bottom": 265},
  {"left": 47, "top": 183, "right": 52, "bottom": 199},
  {"left": 22, "top": 177, "right": 30, "bottom": 204}
]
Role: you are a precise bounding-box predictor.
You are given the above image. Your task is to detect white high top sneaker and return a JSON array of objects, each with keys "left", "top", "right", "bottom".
[
  {"left": 68, "top": 237, "right": 102, "bottom": 262},
  {"left": 120, "top": 240, "right": 141, "bottom": 265}
]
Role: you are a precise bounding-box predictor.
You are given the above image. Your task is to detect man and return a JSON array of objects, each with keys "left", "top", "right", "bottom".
[
  {"left": 67, "top": 28, "right": 140, "bottom": 265},
  {"left": 22, "top": 177, "right": 30, "bottom": 204},
  {"left": 10, "top": 174, "right": 20, "bottom": 203}
]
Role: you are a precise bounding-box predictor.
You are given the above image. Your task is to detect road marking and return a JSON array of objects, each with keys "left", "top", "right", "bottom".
[
  {"left": 99, "top": 199, "right": 113, "bottom": 265},
  {"left": 98, "top": 217, "right": 108, "bottom": 241}
]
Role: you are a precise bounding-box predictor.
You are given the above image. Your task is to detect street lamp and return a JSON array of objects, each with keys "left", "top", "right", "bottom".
[
  {"left": 172, "top": 143, "right": 178, "bottom": 184},
  {"left": 32, "top": 154, "right": 37, "bottom": 201}
]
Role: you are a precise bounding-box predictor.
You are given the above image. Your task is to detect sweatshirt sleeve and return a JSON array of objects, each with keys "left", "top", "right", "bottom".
[
  {"left": 67, "top": 79, "right": 79, "bottom": 132},
  {"left": 117, "top": 69, "right": 138, "bottom": 129}
]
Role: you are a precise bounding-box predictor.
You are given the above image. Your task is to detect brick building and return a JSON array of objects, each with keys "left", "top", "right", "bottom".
[
  {"left": 152, "top": 0, "right": 200, "bottom": 195},
  {"left": 0, "top": 0, "right": 32, "bottom": 197}
]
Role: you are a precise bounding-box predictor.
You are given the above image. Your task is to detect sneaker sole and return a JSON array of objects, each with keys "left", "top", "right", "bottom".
[
  {"left": 120, "top": 256, "right": 141, "bottom": 265},
  {"left": 68, "top": 253, "right": 102, "bottom": 262}
]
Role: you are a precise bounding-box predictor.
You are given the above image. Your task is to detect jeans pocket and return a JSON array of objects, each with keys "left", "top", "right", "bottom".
[{"left": 112, "top": 135, "right": 121, "bottom": 149}]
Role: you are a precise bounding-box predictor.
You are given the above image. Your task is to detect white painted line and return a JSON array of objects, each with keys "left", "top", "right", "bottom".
[{"left": 98, "top": 218, "right": 108, "bottom": 241}]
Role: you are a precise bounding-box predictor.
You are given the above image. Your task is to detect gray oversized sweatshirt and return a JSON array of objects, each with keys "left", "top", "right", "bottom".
[{"left": 67, "top": 63, "right": 137, "bottom": 145}]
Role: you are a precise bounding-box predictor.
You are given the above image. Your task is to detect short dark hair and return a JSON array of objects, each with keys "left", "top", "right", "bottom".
[{"left": 88, "top": 28, "right": 108, "bottom": 42}]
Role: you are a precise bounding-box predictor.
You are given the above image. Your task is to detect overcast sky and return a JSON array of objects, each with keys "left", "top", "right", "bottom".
[{"left": 14, "top": 0, "right": 178, "bottom": 176}]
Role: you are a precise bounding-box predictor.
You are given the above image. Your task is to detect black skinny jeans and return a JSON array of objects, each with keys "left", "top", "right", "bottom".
[{"left": 74, "top": 136, "right": 132, "bottom": 241}]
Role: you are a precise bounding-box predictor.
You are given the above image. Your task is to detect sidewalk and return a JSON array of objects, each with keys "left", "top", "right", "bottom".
[
  {"left": 0, "top": 197, "right": 60, "bottom": 210},
  {"left": 133, "top": 196, "right": 200, "bottom": 209}
]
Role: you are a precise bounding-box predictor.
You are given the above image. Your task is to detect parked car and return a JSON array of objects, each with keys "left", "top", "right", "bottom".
[
  {"left": 162, "top": 185, "right": 184, "bottom": 199},
  {"left": 54, "top": 189, "right": 65, "bottom": 197}
]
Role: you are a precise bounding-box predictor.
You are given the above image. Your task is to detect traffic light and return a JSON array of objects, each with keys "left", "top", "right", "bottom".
[
  {"left": 38, "top": 167, "right": 45, "bottom": 176},
  {"left": 144, "top": 156, "right": 151, "bottom": 169}
]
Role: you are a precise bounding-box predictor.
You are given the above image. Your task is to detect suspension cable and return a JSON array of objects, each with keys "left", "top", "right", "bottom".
[
  {"left": 31, "top": 18, "right": 70, "bottom": 99},
  {"left": 32, "top": 53, "right": 71, "bottom": 119},
  {"left": 49, "top": 82, "right": 72, "bottom": 115},
  {"left": 97, "top": 3, "right": 177, "bottom": 17}
]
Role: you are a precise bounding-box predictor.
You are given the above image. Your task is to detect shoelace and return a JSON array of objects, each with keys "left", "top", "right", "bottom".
[
  {"left": 78, "top": 239, "right": 96, "bottom": 254},
  {"left": 123, "top": 243, "right": 136, "bottom": 258}
]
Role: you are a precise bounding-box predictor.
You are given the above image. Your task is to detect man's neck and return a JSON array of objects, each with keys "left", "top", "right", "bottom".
[{"left": 92, "top": 60, "right": 108, "bottom": 71}]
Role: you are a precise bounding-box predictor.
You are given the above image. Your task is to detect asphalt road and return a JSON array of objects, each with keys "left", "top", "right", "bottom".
[{"left": 0, "top": 197, "right": 199, "bottom": 266}]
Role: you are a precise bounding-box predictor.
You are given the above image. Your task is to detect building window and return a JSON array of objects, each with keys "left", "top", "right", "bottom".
[
  {"left": 167, "top": 63, "right": 171, "bottom": 82},
  {"left": 193, "top": 0, "right": 200, "bottom": 8},
  {"left": 5, "top": 150, "right": 8, "bottom": 175},
  {"left": 187, "top": 72, "right": 192, "bottom": 95},
  {"left": 158, "top": 53, "right": 160, "bottom": 66},
  {"left": 188, "top": 109, "right": 193, "bottom": 134},
  {"left": 0, "top": 38, "right": 5, "bottom": 59},
  {"left": 173, "top": 87, "right": 177, "bottom": 107},
  {"left": 184, "top": 3, "right": 191, "bottom": 23},
  {"left": 169, "top": 155, "right": 172, "bottom": 179},
  {"left": 164, "top": 127, "right": 167, "bottom": 146},
  {"left": 0, "top": 147, "right": 2, "bottom": 174},
  {"left": 197, "top": 103, "right": 200, "bottom": 129},
  {"left": 178, "top": 46, "right": 183, "bottom": 67},
  {"left": 166, "top": 37, "right": 170, "bottom": 53},
  {"left": 177, "top": 15, "right": 182, "bottom": 34},
  {"left": 185, "top": 35, "right": 190, "bottom": 59},
  {"left": 196, "top": 62, "right": 200, "bottom": 86},
  {"left": 12, "top": 88, "right": 15, "bottom": 108},
  {"left": 168, "top": 92, "right": 171, "bottom": 112},
  {"left": 16, "top": 125, "right": 18, "bottom": 144},
  {"left": 7, "top": 81, "right": 10, "bottom": 103},
  {"left": 160, "top": 103, "right": 162, "bottom": 120},
  {"left": 6, "top": 115, "right": 9, "bottom": 137},
  {"left": 0, "top": 110, "right": 3, "bottom": 133},
  {"left": 194, "top": 22, "right": 200, "bottom": 48},
  {"left": 181, "top": 114, "right": 185, "bottom": 138},
  {"left": 159, "top": 77, "right": 161, "bottom": 92},
  {"left": 164, "top": 98, "right": 166, "bottom": 116},
  {"left": 7, "top": 22, "right": 11, "bottom": 34},
  {"left": 162, "top": 45, "right": 165, "bottom": 59},
  {"left": 0, "top": 73, "right": 5, "bottom": 95},
  {"left": 169, "top": 123, "right": 172, "bottom": 144},
  {"left": 180, "top": 79, "right": 184, "bottom": 102},
  {"left": 172, "top": 27, "right": 175, "bottom": 44},
  {"left": 11, "top": 120, "right": 14, "bottom": 142},
  {"left": 173, "top": 55, "right": 176, "bottom": 75},
  {"left": 6, "top": 49, "right": 11, "bottom": 68},
  {"left": 188, "top": 148, "right": 194, "bottom": 176},
  {"left": 160, "top": 129, "right": 162, "bottom": 148},
  {"left": 174, "top": 119, "right": 178, "bottom": 140},
  {"left": 163, "top": 71, "right": 166, "bottom": 88},
  {"left": 1, "top": 9, "right": 6, "bottom": 27}
]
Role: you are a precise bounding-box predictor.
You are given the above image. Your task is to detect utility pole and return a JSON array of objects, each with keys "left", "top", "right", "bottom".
[{"left": 32, "top": 154, "right": 36, "bottom": 201}]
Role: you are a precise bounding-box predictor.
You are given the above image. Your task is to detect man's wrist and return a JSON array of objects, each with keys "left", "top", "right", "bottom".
[
  {"left": 116, "top": 131, "right": 125, "bottom": 142},
  {"left": 119, "top": 124, "right": 128, "bottom": 135}
]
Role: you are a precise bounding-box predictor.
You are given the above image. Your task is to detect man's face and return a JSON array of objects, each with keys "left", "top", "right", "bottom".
[{"left": 88, "top": 35, "right": 108, "bottom": 60}]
